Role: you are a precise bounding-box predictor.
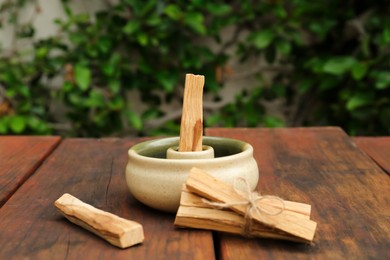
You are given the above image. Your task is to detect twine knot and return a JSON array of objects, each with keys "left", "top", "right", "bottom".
[{"left": 202, "top": 177, "right": 285, "bottom": 237}]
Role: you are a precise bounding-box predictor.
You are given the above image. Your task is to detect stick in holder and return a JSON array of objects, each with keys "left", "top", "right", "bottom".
[{"left": 179, "top": 74, "right": 205, "bottom": 152}]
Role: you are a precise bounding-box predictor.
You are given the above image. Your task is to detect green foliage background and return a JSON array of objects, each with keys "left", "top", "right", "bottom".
[{"left": 0, "top": 0, "right": 389, "bottom": 136}]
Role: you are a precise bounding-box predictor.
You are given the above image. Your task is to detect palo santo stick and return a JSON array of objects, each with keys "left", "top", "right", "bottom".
[
  {"left": 54, "top": 193, "right": 144, "bottom": 248},
  {"left": 175, "top": 206, "right": 308, "bottom": 243},
  {"left": 179, "top": 74, "right": 205, "bottom": 152},
  {"left": 185, "top": 167, "right": 317, "bottom": 242},
  {"left": 175, "top": 188, "right": 310, "bottom": 243},
  {"left": 180, "top": 185, "right": 312, "bottom": 219}
]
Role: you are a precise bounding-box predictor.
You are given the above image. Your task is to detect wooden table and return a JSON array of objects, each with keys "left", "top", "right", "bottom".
[{"left": 1, "top": 127, "right": 389, "bottom": 259}]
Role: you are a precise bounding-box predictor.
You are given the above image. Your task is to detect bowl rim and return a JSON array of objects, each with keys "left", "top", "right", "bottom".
[{"left": 128, "top": 136, "right": 253, "bottom": 163}]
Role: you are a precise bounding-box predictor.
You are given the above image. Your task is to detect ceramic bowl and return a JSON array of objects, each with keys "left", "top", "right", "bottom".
[{"left": 125, "top": 136, "right": 259, "bottom": 212}]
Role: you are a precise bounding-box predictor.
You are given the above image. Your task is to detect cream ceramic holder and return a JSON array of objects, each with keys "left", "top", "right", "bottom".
[{"left": 125, "top": 136, "right": 259, "bottom": 213}]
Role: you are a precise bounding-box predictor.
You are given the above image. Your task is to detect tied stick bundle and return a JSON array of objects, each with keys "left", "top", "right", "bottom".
[{"left": 174, "top": 168, "right": 317, "bottom": 243}]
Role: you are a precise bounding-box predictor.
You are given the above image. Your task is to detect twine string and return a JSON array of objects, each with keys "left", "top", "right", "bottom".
[{"left": 201, "top": 177, "right": 285, "bottom": 237}]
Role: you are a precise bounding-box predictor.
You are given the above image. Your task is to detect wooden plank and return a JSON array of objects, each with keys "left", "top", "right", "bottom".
[
  {"left": 353, "top": 137, "right": 390, "bottom": 175},
  {"left": 206, "top": 127, "right": 390, "bottom": 259},
  {"left": 0, "top": 138, "right": 214, "bottom": 259},
  {"left": 0, "top": 136, "right": 61, "bottom": 206}
]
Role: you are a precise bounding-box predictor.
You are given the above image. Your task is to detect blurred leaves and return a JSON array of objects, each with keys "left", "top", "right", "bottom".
[
  {"left": 346, "top": 93, "right": 374, "bottom": 111},
  {"left": 323, "top": 57, "right": 356, "bottom": 76},
  {"left": 249, "top": 30, "right": 275, "bottom": 49},
  {"left": 9, "top": 115, "right": 26, "bottom": 133},
  {"left": 0, "top": 0, "right": 389, "bottom": 136},
  {"left": 74, "top": 64, "right": 91, "bottom": 91}
]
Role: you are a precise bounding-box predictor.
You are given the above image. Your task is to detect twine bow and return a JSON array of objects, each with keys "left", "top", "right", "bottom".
[{"left": 202, "top": 177, "right": 285, "bottom": 237}]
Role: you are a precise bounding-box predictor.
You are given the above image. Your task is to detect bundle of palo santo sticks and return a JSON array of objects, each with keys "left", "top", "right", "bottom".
[{"left": 174, "top": 167, "right": 317, "bottom": 243}]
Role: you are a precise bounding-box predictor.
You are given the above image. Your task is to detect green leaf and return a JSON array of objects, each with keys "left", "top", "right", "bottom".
[
  {"left": 346, "top": 93, "right": 374, "bottom": 111},
  {"left": 382, "top": 28, "right": 390, "bottom": 44},
  {"left": 137, "top": 33, "right": 148, "bottom": 46},
  {"left": 63, "top": 2, "right": 73, "bottom": 16},
  {"left": 36, "top": 47, "right": 49, "bottom": 59},
  {"left": 351, "top": 62, "right": 367, "bottom": 80},
  {"left": 108, "top": 80, "right": 121, "bottom": 94},
  {"left": 206, "top": 3, "right": 231, "bottom": 16},
  {"left": 85, "top": 89, "right": 105, "bottom": 108},
  {"left": 101, "top": 63, "right": 115, "bottom": 76},
  {"left": 74, "top": 64, "right": 91, "bottom": 91},
  {"left": 5, "top": 88, "right": 17, "bottom": 98},
  {"left": 205, "top": 113, "right": 222, "bottom": 126},
  {"left": 126, "top": 111, "right": 143, "bottom": 130},
  {"left": 63, "top": 81, "right": 73, "bottom": 92},
  {"left": 69, "top": 32, "right": 87, "bottom": 45},
  {"left": 73, "top": 14, "right": 90, "bottom": 24},
  {"left": 91, "top": 111, "right": 108, "bottom": 126},
  {"left": 291, "top": 31, "right": 303, "bottom": 46},
  {"left": 373, "top": 72, "right": 390, "bottom": 89},
  {"left": 109, "top": 52, "right": 121, "bottom": 66},
  {"left": 123, "top": 20, "right": 140, "bottom": 35},
  {"left": 271, "top": 84, "right": 286, "bottom": 97},
  {"left": 10, "top": 115, "right": 26, "bottom": 133},
  {"left": 17, "top": 24, "right": 35, "bottom": 38},
  {"left": 323, "top": 57, "right": 356, "bottom": 75},
  {"left": 249, "top": 30, "right": 274, "bottom": 49},
  {"left": 26, "top": 116, "right": 50, "bottom": 134},
  {"left": 138, "top": 59, "right": 152, "bottom": 73},
  {"left": 19, "top": 85, "right": 30, "bottom": 97},
  {"left": 298, "top": 79, "right": 313, "bottom": 93},
  {"left": 164, "top": 4, "right": 182, "bottom": 20},
  {"left": 109, "top": 96, "right": 125, "bottom": 110},
  {"left": 308, "top": 19, "right": 336, "bottom": 39},
  {"left": 142, "top": 108, "right": 161, "bottom": 120},
  {"left": 156, "top": 71, "right": 178, "bottom": 92},
  {"left": 101, "top": 53, "right": 121, "bottom": 76},
  {"left": 139, "top": 0, "right": 156, "bottom": 16},
  {"left": 97, "top": 36, "right": 111, "bottom": 54},
  {"left": 276, "top": 40, "right": 291, "bottom": 55},
  {"left": 319, "top": 77, "right": 339, "bottom": 90},
  {"left": 146, "top": 16, "right": 161, "bottom": 26},
  {"left": 274, "top": 6, "right": 287, "bottom": 19},
  {"left": 304, "top": 57, "right": 325, "bottom": 74},
  {"left": 27, "top": 116, "right": 40, "bottom": 129},
  {"left": 0, "top": 117, "right": 8, "bottom": 133},
  {"left": 184, "top": 12, "right": 206, "bottom": 34},
  {"left": 361, "top": 35, "right": 370, "bottom": 57},
  {"left": 68, "top": 93, "right": 86, "bottom": 107},
  {"left": 263, "top": 116, "right": 284, "bottom": 127}
]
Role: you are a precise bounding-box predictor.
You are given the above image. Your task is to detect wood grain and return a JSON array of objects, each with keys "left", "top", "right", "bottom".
[
  {"left": 353, "top": 137, "right": 390, "bottom": 175},
  {"left": 0, "top": 136, "right": 61, "bottom": 206},
  {"left": 184, "top": 167, "right": 317, "bottom": 242},
  {"left": 0, "top": 138, "right": 214, "bottom": 259},
  {"left": 179, "top": 74, "right": 205, "bottom": 152},
  {"left": 206, "top": 127, "right": 390, "bottom": 259},
  {"left": 55, "top": 193, "right": 144, "bottom": 248},
  {"left": 175, "top": 186, "right": 313, "bottom": 243}
]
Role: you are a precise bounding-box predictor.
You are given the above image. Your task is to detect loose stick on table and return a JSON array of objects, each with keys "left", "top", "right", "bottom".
[
  {"left": 185, "top": 167, "right": 317, "bottom": 242},
  {"left": 179, "top": 74, "right": 205, "bottom": 152},
  {"left": 54, "top": 193, "right": 144, "bottom": 249}
]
